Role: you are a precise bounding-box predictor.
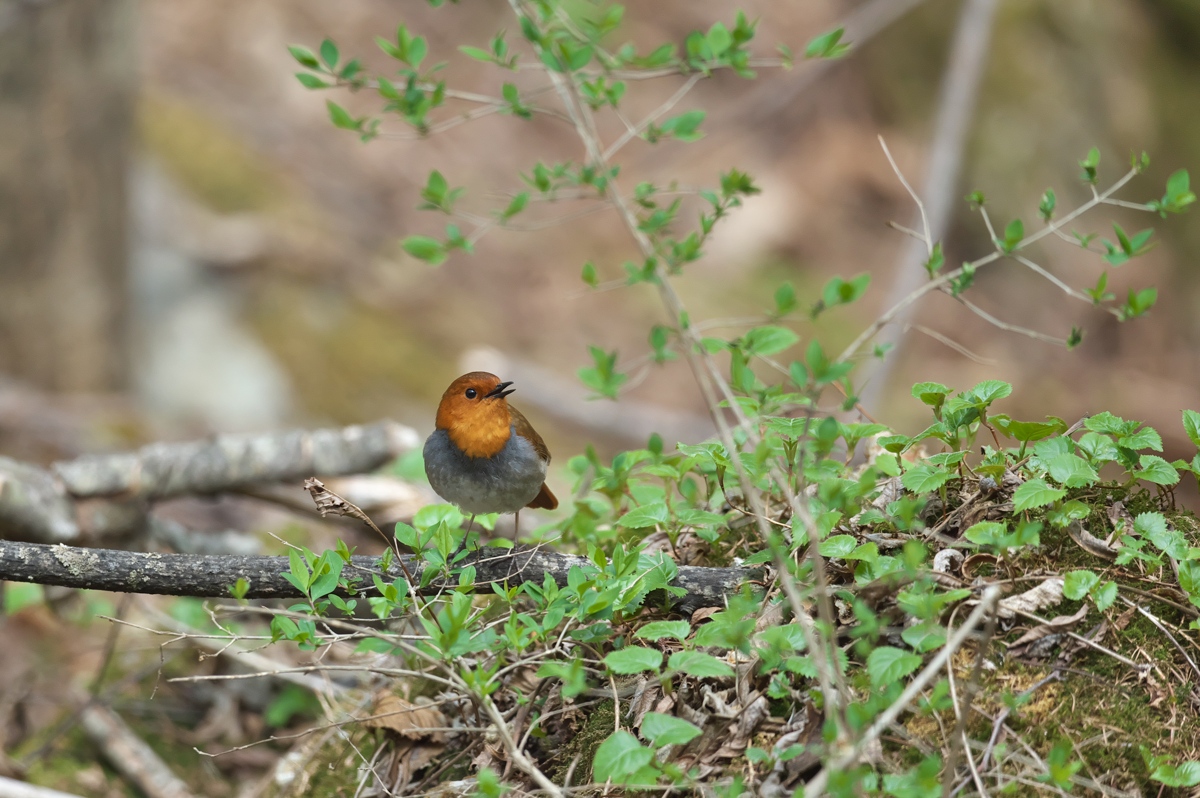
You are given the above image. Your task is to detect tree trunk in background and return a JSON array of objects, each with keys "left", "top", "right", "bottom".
[{"left": 0, "top": 0, "right": 134, "bottom": 392}]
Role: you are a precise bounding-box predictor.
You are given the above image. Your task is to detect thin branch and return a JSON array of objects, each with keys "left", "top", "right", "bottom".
[
  {"left": 840, "top": 167, "right": 1143, "bottom": 363},
  {"left": 601, "top": 73, "right": 703, "bottom": 160},
  {"left": 953, "top": 295, "right": 1069, "bottom": 346},
  {"left": 1100, "top": 198, "right": 1153, "bottom": 211},
  {"left": 1121, "top": 598, "right": 1200, "bottom": 682},
  {"left": 879, "top": 136, "right": 932, "bottom": 256},
  {"left": 905, "top": 323, "right": 998, "bottom": 365},
  {"left": 978, "top": 204, "right": 1000, "bottom": 246},
  {"left": 1012, "top": 254, "right": 1098, "bottom": 305}
]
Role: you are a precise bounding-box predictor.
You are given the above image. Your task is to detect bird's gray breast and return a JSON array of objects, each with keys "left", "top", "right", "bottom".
[{"left": 423, "top": 427, "right": 547, "bottom": 515}]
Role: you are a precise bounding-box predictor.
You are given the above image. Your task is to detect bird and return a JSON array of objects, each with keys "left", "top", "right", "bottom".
[{"left": 423, "top": 372, "right": 557, "bottom": 536}]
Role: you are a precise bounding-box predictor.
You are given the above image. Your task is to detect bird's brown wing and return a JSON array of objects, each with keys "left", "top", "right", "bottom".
[
  {"left": 509, "top": 406, "right": 551, "bottom": 463},
  {"left": 510, "top": 406, "right": 558, "bottom": 510}
]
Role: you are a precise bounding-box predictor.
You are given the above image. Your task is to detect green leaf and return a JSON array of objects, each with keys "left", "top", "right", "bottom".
[
  {"left": 804, "top": 27, "right": 851, "bottom": 59},
  {"left": 1079, "top": 146, "right": 1101, "bottom": 184},
  {"left": 459, "top": 45, "right": 494, "bottom": 63},
  {"left": 1119, "top": 426, "right": 1162, "bottom": 451},
  {"left": 319, "top": 38, "right": 339, "bottom": 68},
  {"left": 774, "top": 282, "right": 797, "bottom": 315},
  {"left": 1179, "top": 562, "right": 1200, "bottom": 608},
  {"left": 618, "top": 501, "right": 669, "bottom": 529},
  {"left": 1151, "top": 761, "right": 1200, "bottom": 788},
  {"left": 992, "top": 416, "right": 1066, "bottom": 444},
  {"left": 901, "top": 463, "right": 951, "bottom": 494},
  {"left": 819, "top": 535, "right": 857, "bottom": 558},
  {"left": 1012, "top": 478, "right": 1066, "bottom": 512},
  {"left": 963, "top": 521, "right": 1007, "bottom": 548},
  {"left": 923, "top": 242, "right": 944, "bottom": 277},
  {"left": 706, "top": 22, "right": 732, "bottom": 54},
  {"left": 1085, "top": 411, "right": 1136, "bottom": 436},
  {"left": 1143, "top": 520, "right": 1187, "bottom": 560},
  {"left": 640, "top": 713, "right": 702, "bottom": 747},
  {"left": 603, "top": 646, "right": 663, "bottom": 675},
  {"left": 742, "top": 325, "right": 799, "bottom": 357},
  {"left": 635, "top": 620, "right": 691, "bottom": 641},
  {"left": 966, "top": 379, "right": 1013, "bottom": 405},
  {"left": 1063, "top": 570, "right": 1099, "bottom": 600},
  {"left": 1077, "top": 432, "right": 1119, "bottom": 463},
  {"left": 1135, "top": 455, "right": 1179, "bottom": 486},
  {"left": 580, "top": 261, "right": 598, "bottom": 287},
  {"left": 902, "top": 621, "right": 946, "bottom": 654},
  {"left": 668, "top": 650, "right": 734, "bottom": 678},
  {"left": 1093, "top": 581, "right": 1118, "bottom": 611},
  {"left": 402, "top": 235, "right": 447, "bottom": 265},
  {"left": 1000, "top": 218, "right": 1024, "bottom": 253},
  {"left": 817, "top": 273, "right": 871, "bottom": 314},
  {"left": 579, "top": 346, "right": 627, "bottom": 399},
  {"left": 1184, "top": 410, "right": 1200, "bottom": 448},
  {"left": 295, "top": 73, "right": 328, "bottom": 89},
  {"left": 1039, "top": 188, "right": 1057, "bottom": 220},
  {"left": 501, "top": 191, "right": 529, "bottom": 220},
  {"left": 866, "top": 646, "right": 921, "bottom": 687},
  {"left": 1119, "top": 287, "right": 1157, "bottom": 320},
  {"left": 326, "top": 100, "right": 358, "bottom": 130},
  {"left": 288, "top": 45, "right": 320, "bottom": 69},
  {"left": 911, "top": 382, "right": 951, "bottom": 409},
  {"left": 1133, "top": 511, "right": 1167, "bottom": 539},
  {"left": 1045, "top": 452, "right": 1099, "bottom": 488},
  {"left": 593, "top": 731, "right": 654, "bottom": 783},
  {"left": 537, "top": 658, "right": 588, "bottom": 698}
]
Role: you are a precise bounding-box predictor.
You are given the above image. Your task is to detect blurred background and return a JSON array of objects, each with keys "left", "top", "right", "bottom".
[
  {"left": 2, "top": 1, "right": 1199, "bottom": 791},
  {"left": 1, "top": 0, "right": 1198, "bottom": 481}
]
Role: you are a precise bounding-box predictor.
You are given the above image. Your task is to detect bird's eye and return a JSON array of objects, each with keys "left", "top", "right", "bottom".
[{"left": 465, "top": 388, "right": 478, "bottom": 400}]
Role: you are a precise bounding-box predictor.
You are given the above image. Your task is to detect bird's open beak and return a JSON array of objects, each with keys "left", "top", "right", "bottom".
[{"left": 485, "top": 381, "right": 515, "bottom": 399}]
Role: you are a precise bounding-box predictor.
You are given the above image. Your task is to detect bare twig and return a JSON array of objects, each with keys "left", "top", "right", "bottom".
[
  {"left": 601, "top": 73, "right": 703, "bottom": 160},
  {"left": 840, "top": 166, "right": 1143, "bottom": 364},
  {"left": 953, "top": 295, "right": 1070, "bottom": 346},
  {"left": 943, "top": 600, "right": 1000, "bottom": 796},
  {"left": 857, "top": 0, "right": 999, "bottom": 410},
  {"left": 1121, "top": 598, "right": 1200, "bottom": 682},
  {"left": 1013, "top": 254, "right": 1109, "bottom": 308}
]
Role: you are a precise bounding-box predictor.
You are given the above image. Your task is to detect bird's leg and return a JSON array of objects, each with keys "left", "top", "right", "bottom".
[
  {"left": 464, "top": 514, "right": 477, "bottom": 551},
  {"left": 513, "top": 510, "right": 520, "bottom": 537}
]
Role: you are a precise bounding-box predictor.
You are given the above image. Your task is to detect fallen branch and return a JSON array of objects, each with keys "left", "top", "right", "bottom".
[
  {"left": 80, "top": 704, "right": 196, "bottom": 798},
  {"left": 0, "top": 539, "right": 759, "bottom": 611},
  {"left": 0, "top": 421, "right": 419, "bottom": 543},
  {"left": 0, "top": 776, "right": 86, "bottom": 798},
  {"left": 54, "top": 420, "right": 418, "bottom": 500}
]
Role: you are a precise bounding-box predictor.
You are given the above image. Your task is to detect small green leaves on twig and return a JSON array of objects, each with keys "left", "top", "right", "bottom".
[
  {"left": 418, "top": 171, "right": 465, "bottom": 214},
  {"left": 804, "top": 27, "right": 851, "bottom": 60},
  {"left": 1038, "top": 188, "right": 1056, "bottom": 220},
  {"left": 1079, "top": 146, "right": 1101, "bottom": 184},
  {"left": 1118, "top": 287, "right": 1157, "bottom": 320},
  {"left": 579, "top": 346, "right": 627, "bottom": 399},
  {"left": 1150, "top": 169, "right": 1196, "bottom": 216}
]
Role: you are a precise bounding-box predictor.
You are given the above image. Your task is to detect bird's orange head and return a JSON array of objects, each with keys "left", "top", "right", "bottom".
[{"left": 435, "top": 372, "right": 516, "bottom": 459}]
